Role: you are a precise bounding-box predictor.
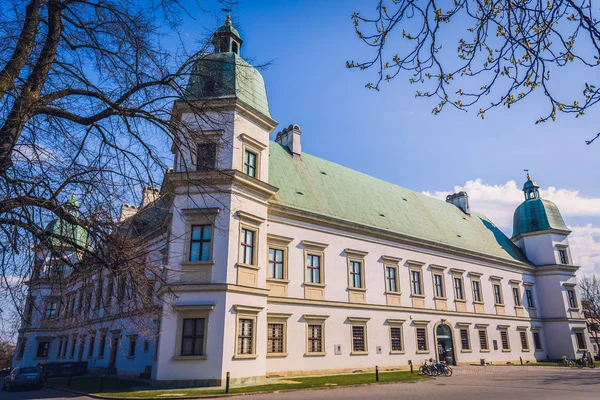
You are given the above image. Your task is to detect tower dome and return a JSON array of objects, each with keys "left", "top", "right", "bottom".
[
  {"left": 512, "top": 173, "right": 570, "bottom": 239},
  {"left": 45, "top": 194, "right": 88, "bottom": 249},
  {"left": 185, "top": 15, "right": 272, "bottom": 119}
]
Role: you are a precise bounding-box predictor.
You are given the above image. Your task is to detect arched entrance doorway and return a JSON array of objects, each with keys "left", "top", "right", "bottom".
[{"left": 435, "top": 323, "right": 456, "bottom": 365}]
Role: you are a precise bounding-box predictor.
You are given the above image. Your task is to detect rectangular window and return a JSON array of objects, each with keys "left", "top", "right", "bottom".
[
  {"left": 190, "top": 225, "right": 212, "bottom": 262},
  {"left": 306, "top": 254, "right": 321, "bottom": 284},
  {"left": 237, "top": 318, "right": 254, "bottom": 355},
  {"left": 95, "top": 277, "right": 103, "bottom": 310},
  {"left": 479, "top": 330, "right": 489, "bottom": 350},
  {"left": 88, "top": 334, "right": 95, "bottom": 358},
  {"left": 78, "top": 337, "right": 85, "bottom": 361},
  {"left": 36, "top": 341, "right": 50, "bottom": 358},
  {"left": 472, "top": 280, "right": 482, "bottom": 302},
  {"left": 411, "top": 270, "right": 422, "bottom": 295},
  {"left": 267, "top": 323, "right": 285, "bottom": 354},
  {"left": 434, "top": 274, "right": 444, "bottom": 297},
  {"left": 44, "top": 301, "right": 58, "bottom": 319},
  {"left": 416, "top": 327, "right": 428, "bottom": 351},
  {"left": 352, "top": 326, "right": 366, "bottom": 352},
  {"left": 98, "top": 332, "right": 107, "bottom": 358},
  {"left": 349, "top": 261, "right": 363, "bottom": 288},
  {"left": 576, "top": 332, "right": 586, "bottom": 350},
  {"left": 460, "top": 329, "right": 470, "bottom": 350},
  {"left": 526, "top": 289, "right": 535, "bottom": 308},
  {"left": 181, "top": 318, "right": 205, "bottom": 356},
  {"left": 454, "top": 277, "right": 464, "bottom": 300},
  {"left": 128, "top": 336, "right": 137, "bottom": 358},
  {"left": 390, "top": 327, "right": 403, "bottom": 351},
  {"left": 513, "top": 287, "right": 521, "bottom": 307},
  {"left": 243, "top": 150, "right": 257, "bottom": 177},
  {"left": 385, "top": 267, "right": 398, "bottom": 292},
  {"left": 144, "top": 340, "right": 150, "bottom": 353},
  {"left": 104, "top": 280, "right": 113, "bottom": 310},
  {"left": 70, "top": 338, "right": 77, "bottom": 359},
  {"left": 25, "top": 297, "right": 35, "bottom": 322},
  {"left": 268, "top": 248, "right": 284, "bottom": 279},
  {"left": 62, "top": 338, "right": 69, "bottom": 358},
  {"left": 500, "top": 330, "right": 510, "bottom": 350},
  {"left": 240, "top": 228, "right": 255, "bottom": 265},
  {"left": 559, "top": 249, "right": 568, "bottom": 264},
  {"left": 17, "top": 339, "right": 26, "bottom": 359},
  {"left": 307, "top": 324, "right": 323, "bottom": 353},
  {"left": 57, "top": 338, "right": 63, "bottom": 359},
  {"left": 567, "top": 290, "right": 577, "bottom": 308},
  {"left": 533, "top": 332, "right": 542, "bottom": 350},
  {"left": 493, "top": 284, "right": 503, "bottom": 305},
  {"left": 196, "top": 142, "right": 217, "bottom": 171},
  {"left": 520, "top": 331, "right": 529, "bottom": 350}
]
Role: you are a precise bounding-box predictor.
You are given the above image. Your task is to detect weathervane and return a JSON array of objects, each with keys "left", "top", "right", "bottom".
[
  {"left": 524, "top": 168, "right": 531, "bottom": 180},
  {"left": 222, "top": 8, "right": 232, "bottom": 25}
]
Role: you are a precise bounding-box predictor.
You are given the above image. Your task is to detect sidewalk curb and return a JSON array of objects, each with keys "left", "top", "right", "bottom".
[{"left": 46, "top": 377, "right": 428, "bottom": 399}]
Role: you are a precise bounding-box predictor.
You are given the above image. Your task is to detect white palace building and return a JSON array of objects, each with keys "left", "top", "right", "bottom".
[{"left": 14, "top": 17, "right": 592, "bottom": 388}]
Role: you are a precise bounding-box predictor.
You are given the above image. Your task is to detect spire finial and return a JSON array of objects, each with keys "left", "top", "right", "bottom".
[{"left": 524, "top": 169, "right": 531, "bottom": 181}]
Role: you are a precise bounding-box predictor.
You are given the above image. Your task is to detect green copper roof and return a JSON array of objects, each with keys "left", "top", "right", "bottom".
[
  {"left": 216, "top": 24, "right": 241, "bottom": 39},
  {"left": 268, "top": 142, "right": 528, "bottom": 264},
  {"left": 45, "top": 218, "right": 88, "bottom": 249},
  {"left": 512, "top": 198, "right": 570, "bottom": 238},
  {"left": 186, "top": 52, "right": 272, "bottom": 119}
]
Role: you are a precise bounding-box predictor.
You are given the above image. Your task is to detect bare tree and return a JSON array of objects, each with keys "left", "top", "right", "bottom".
[
  {"left": 348, "top": 0, "right": 600, "bottom": 144},
  {"left": 0, "top": 0, "right": 239, "bottom": 341},
  {"left": 579, "top": 274, "right": 600, "bottom": 353}
]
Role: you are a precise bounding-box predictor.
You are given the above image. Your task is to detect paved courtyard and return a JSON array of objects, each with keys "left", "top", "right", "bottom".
[{"left": 1, "top": 366, "right": 598, "bottom": 400}]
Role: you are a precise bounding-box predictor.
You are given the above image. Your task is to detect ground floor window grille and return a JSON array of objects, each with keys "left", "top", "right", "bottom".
[
  {"left": 478, "top": 330, "right": 488, "bottom": 350},
  {"left": 500, "top": 330, "right": 510, "bottom": 350},
  {"left": 267, "top": 323, "right": 285, "bottom": 354},
  {"left": 519, "top": 331, "right": 529, "bottom": 350},
  {"left": 307, "top": 324, "right": 323, "bottom": 353},
  {"left": 416, "top": 327, "right": 427, "bottom": 351},
  {"left": 352, "top": 326, "right": 366, "bottom": 352},
  {"left": 237, "top": 318, "right": 254, "bottom": 355},
  {"left": 390, "top": 327, "right": 403, "bottom": 351},
  {"left": 576, "top": 332, "right": 587, "bottom": 350},
  {"left": 181, "top": 318, "right": 205, "bottom": 356},
  {"left": 460, "top": 329, "right": 470, "bottom": 350},
  {"left": 36, "top": 341, "right": 50, "bottom": 358}
]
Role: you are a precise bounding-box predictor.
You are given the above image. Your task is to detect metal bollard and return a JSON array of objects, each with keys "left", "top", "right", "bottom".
[
  {"left": 409, "top": 360, "right": 413, "bottom": 374},
  {"left": 225, "top": 371, "right": 230, "bottom": 393},
  {"left": 99, "top": 375, "right": 105, "bottom": 393},
  {"left": 520, "top": 357, "right": 523, "bottom": 365},
  {"left": 375, "top": 366, "right": 379, "bottom": 382},
  {"left": 68, "top": 375, "right": 72, "bottom": 387}
]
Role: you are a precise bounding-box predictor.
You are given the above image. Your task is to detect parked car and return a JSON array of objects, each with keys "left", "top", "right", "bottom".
[{"left": 2, "top": 366, "right": 44, "bottom": 391}]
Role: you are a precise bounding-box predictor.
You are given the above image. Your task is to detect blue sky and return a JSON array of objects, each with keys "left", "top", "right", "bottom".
[{"left": 173, "top": 0, "right": 600, "bottom": 273}]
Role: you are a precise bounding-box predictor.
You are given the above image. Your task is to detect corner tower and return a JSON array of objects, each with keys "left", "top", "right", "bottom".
[{"left": 511, "top": 173, "right": 572, "bottom": 266}]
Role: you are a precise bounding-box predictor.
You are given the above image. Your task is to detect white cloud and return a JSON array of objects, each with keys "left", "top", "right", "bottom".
[{"left": 423, "top": 179, "right": 600, "bottom": 275}]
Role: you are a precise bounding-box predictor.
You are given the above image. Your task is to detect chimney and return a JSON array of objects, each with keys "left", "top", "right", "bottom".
[
  {"left": 140, "top": 186, "right": 160, "bottom": 208},
  {"left": 119, "top": 204, "right": 139, "bottom": 221},
  {"left": 275, "top": 124, "right": 302, "bottom": 157},
  {"left": 446, "top": 191, "right": 470, "bottom": 215}
]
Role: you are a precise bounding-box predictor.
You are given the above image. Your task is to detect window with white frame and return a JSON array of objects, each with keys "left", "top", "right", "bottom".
[
  {"left": 493, "top": 283, "right": 503, "bottom": 305},
  {"left": 411, "top": 270, "right": 422, "bottom": 295},
  {"left": 44, "top": 300, "right": 58, "bottom": 319},
  {"left": 268, "top": 248, "right": 285, "bottom": 279},
  {"left": 243, "top": 150, "right": 257, "bottom": 177},
  {"left": 525, "top": 288, "right": 535, "bottom": 308},
  {"left": 306, "top": 253, "right": 322, "bottom": 284},
  {"left": 36, "top": 341, "right": 50, "bottom": 358},
  {"left": 385, "top": 266, "right": 398, "bottom": 292},
  {"left": 567, "top": 289, "right": 578, "bottom": 308},
  {"left": 558, "top": 248, "right": 568, "bottom": 264},
  {"left": 239, "top": 228, "right": 255, "bottom": 265},
  {"left": 433, "top": 273, "right": 445, "bottom": 298},
  {"left": 472, "top": 279, "right": 482, "bottom": 302},
  {"left": 512, "top": 287, "right": 521, "bottom": 307},
  {"left": 454, "top": 277, "right": 464, "bottom": 300},
  {"left": 349, "top": 260, "right": 363, "bottom": 288}
]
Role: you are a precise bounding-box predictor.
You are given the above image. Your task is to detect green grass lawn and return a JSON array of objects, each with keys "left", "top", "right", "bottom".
[{"left": 47, "top": 371, "right": 425, "bottom": 398}]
